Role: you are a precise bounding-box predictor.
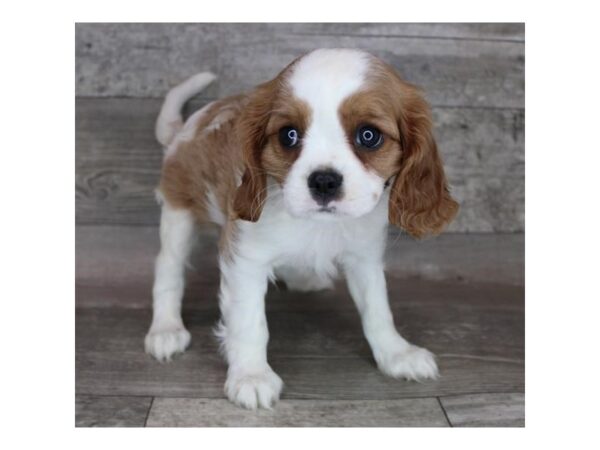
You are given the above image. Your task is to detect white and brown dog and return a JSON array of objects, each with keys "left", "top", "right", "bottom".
[{"left": 145, "top": 49, "right": 458, "bottom": 409}]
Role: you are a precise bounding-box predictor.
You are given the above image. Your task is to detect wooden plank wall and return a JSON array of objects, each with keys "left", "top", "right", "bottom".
[{"left": 76, "top": 23, "right": 524, "bottom": 232}]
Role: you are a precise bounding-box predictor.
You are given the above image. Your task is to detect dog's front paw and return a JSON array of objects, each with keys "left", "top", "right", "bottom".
[
  {"left": 225, "top": 366, "right": 284, "bottom": 410},
  {"left": 377, "top": 345, "right": 439, "bottom": 381},
  {"left": 145, "top": 325, "right": 191, "bottom": 361}
]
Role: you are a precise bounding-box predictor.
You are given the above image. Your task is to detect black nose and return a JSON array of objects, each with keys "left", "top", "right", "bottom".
[{"left": 307, "top": 170, "right": 343, "bottom": 204}]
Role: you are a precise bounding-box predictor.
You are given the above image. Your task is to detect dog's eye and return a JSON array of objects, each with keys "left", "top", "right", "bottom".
[
  {"left": 278, "top": 126, "right": 300, "bottom": 149},
  {"left": 355, "top": 125, "right": 383, "bottom": 150}
]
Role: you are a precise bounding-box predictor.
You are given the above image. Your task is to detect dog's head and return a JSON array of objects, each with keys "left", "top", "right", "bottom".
[{"left": 233, "top": 49, "right": 458, "bottom": 238}]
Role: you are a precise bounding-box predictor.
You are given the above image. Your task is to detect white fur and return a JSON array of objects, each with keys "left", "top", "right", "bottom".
[
  {"left": 216, "top": 184, "right": 437, "bottom": 409},
  {"left": 147, "top": 50, "right": 439, "bottom": 410},
  {"left": 217, "top": 252, "right": 280, "bottom": 409},
  {"left": 145, "top": 198, "right": 195, "bottom": 361},
  {"left": 164, "top": 101, "right": 215, "bottom": 159},
  {"left": 204, "top": 106, "right": 237, "bottom": 133},
  {"left": 344, "top": 250, "right": 439, "bottom": 380},
  {"left": 155, "top": 72, "right": 216, "bottom": 148},
  {"left": 206, "top": 189, "right": 226, "bottom": 226}
]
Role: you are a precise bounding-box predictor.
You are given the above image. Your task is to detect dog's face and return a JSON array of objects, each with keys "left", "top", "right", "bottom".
[{"left": 234, "top": 49, "right": 458, "bottom": 237}]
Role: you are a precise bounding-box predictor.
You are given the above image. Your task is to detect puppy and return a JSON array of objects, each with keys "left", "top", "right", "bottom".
[{"left": 145, "top": 49, "right": 459, "bottom": 409}]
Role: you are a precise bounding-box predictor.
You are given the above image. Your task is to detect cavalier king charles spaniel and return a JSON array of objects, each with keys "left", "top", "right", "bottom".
[{"left": 145, "top": 48, "right": 459, "bottom": 409}]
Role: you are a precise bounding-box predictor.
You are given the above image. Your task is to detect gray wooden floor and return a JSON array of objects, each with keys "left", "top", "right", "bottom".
[{"left": 75, "top": 228, "right": 524, "bottom": 427}]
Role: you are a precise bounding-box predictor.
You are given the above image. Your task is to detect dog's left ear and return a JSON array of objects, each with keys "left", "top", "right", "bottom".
[
  {"left": 388, "top": 82, "right": 459, "bottom": 238},
  {"left": 232, "top": 80, "right": 279, "bottom": 222}
]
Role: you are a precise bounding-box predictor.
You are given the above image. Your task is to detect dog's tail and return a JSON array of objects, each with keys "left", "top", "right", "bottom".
[{"left": 155, "top": 72, "right": 217, "bottom": 148}]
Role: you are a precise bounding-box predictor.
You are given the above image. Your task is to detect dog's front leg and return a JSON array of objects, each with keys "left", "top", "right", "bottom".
[
  {"left": 217, "top": 257, "right": 283, "bottom": 409},
  {"left": 343, "top": 256, "right": 439, "bottom": 381}
]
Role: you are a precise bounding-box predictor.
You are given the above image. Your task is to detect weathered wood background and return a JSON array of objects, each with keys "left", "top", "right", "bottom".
[{"left": 75, "top": 23, "right": 524, "bottom": 232}]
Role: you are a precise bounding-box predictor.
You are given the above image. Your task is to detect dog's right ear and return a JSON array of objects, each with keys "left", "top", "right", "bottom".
[{"left": 233, "top": 79, "right": 279, "bottom": 222}]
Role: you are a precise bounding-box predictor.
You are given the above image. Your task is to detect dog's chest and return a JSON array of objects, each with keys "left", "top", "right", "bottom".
[
  {"left": 230, "top": 177, "right": 393, "bottom": 273},
  {"left": 280, "top": 220, "right": 348, "bottom": 265},
  {"left": 267, "top": 222, "right": 354, "bottom": 282},
  {"left": 240, "top": 207, "right": 387, "bottom": 274}
]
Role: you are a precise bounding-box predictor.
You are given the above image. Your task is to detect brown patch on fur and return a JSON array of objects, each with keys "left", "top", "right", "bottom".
[
  {"left": 160, "top": 56, "right": 308, "bottom": 240},
  {"left": 159, "top": 95, "right": 247, "bottom": 225},
  {"left": 232, "top": 61, "right": 310, "bottom": 221},
  {"left": 340, "top": 59, "right": 459, "bottom": 238},
  {"left": 261, "top": 94, "right": 311, "bottom": 183},
  {"left": 339, "top": 91, "right": 403, "bottom": 179},
  {"left": 160, "top": 52, "right": 456, "bottom": 241},
  {"left": 231, "top": 79, "right": 279, "bottom": 222}
]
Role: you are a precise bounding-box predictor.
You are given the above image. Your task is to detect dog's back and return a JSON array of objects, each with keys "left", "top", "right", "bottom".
[{"left": 156, "top": 73, "right": 247, "bottom": 226}]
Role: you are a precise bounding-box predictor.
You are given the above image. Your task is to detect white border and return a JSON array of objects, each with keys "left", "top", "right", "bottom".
[{"left": 3, "top": 0, "right": 600, "bottom": 447}]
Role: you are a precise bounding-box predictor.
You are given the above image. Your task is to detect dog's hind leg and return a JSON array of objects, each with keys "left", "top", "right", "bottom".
[{"left": 145, "top": 196, "right": 196, "bottom": 361}]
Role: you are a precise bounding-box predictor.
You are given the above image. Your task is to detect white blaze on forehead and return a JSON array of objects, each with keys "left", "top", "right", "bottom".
[
  {"left": 287, "top": 49, "right": 371, "bottom": 165},
  {"left": 288, "top": 49, "right": 370, "bottom": 109},
  {"left": 282, "top": 49, "right": 383, "bottom": 219}
]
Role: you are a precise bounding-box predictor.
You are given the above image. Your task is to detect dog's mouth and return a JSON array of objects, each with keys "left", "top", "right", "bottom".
[{"left": 317, "top": 206, "right": 336, "bottom": 213}]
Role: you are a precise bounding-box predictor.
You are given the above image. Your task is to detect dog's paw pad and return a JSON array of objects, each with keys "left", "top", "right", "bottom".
[
  {"left": 225, "top": 367, "right": 283, "bottom": 410},
  {"left": 378, "top": 345, "right": 439, "bottom": 381},
  {"left": 145, "top": 326, "right": 191, "bottom": 361}
]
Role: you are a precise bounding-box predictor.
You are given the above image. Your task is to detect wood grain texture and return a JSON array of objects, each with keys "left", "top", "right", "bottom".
[
  {"left": 75, "top": 23, "right": 524, "bottom": 108},
  {"left": 146, "top": 397, "right": 449, "bottom": 427},
  {"left": 76, "top": 281, "right": 523, "bottom": 399},
  {"left": 76, "top": 297, "right": 524, "bottom": 356},
  {"left": 75, "top": 395, "right": 152, "bottom": 427},
  {"left": 440, "top": 393, "right": 524, "bottom": 427},
  {"left": 76, "top": 278, "right": 525, "bottom": 312},
  {"left": 75, "top": 97, "right": 524, "bottom": 231},
  {"left": 75, "top": 225, "right": 524, "bottom": 306},
  {"left": 76, "top": 98, "right": 163, "bottom": 226},
  {"left": 76, "top": 347, "right": 524, "bottom": 400}
]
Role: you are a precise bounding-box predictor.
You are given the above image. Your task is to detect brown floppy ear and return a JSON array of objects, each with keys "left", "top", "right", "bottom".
[
  {"left": 232, "top": 80, "right": 278, "bottom": 222},
  {"left": 389, "top": 84, "right": 459, "bottom": 238}
]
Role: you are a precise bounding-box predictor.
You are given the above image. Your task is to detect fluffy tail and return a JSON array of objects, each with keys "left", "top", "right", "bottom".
[{"left": 155, "top": 72, "right": 217, "bottom": 147}]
